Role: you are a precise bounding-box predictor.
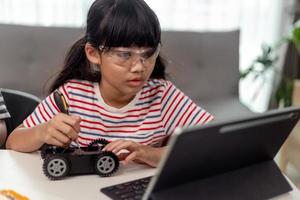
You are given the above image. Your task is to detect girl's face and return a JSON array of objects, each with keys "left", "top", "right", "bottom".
[{"left": 86, "top": 44, "right": 160, "bottom": 101}]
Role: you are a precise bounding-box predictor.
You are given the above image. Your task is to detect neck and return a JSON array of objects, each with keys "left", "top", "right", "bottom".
[{"left": 99, "top": 83, "right": 135, "bottom": 108}]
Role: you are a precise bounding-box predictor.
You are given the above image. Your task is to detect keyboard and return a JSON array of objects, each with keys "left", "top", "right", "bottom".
[{"left": 101, "top": 176, "right": 152, "bottom": 200}]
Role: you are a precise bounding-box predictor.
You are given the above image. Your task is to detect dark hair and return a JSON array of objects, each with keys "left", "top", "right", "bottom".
[{"left": 50, "top": 0, "right": 166, "bottom": 93}]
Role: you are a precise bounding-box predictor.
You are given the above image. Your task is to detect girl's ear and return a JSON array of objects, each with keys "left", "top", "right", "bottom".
[{"left": 85, "top": 43, "right": 101, "bottom": 65}]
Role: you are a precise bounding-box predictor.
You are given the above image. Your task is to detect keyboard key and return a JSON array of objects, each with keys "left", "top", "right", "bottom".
[{"left": 101, "top": 176, "right": 152, "bottom": 200}]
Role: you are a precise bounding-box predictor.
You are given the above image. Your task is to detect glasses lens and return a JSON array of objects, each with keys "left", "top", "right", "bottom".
[
  {"left": 142, "top": 46, "right": 160, "bottom": 65},
  {"left": 100, "top": 44, "right": 160, "bottom": 67}
]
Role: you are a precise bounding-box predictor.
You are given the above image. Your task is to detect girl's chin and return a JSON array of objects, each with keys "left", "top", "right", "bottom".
[{"left": 123, "top": 86, "right": 143, "bottom": 96}]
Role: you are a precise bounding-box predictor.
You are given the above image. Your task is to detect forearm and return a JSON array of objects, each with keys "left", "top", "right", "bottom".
[{"left": 6, "top": 125, "right": 44, "bottom": 152}]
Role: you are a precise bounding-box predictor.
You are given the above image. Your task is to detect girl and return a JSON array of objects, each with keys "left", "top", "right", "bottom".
[{"left": 6, "top": 0, "right": 213, "bottom": 167}]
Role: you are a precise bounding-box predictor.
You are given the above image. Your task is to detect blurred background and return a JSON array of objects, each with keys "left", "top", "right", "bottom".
[
  {"left": 0, "top": 0, "right": 295, "bottom": 112},
  {"left": 1, "top": 0, "right": 300, "bottom": 188}
]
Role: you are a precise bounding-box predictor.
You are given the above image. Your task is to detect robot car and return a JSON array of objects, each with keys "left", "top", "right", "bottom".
[{"left": 41, "top": 139, "right": 119, "bottom": 180}]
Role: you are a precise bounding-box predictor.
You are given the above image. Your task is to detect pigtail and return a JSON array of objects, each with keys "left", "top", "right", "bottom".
[{"left": 49, "top": 36, "right": 100, "bottom": 93}]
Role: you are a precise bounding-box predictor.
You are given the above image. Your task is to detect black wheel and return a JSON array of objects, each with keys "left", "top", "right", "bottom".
[
  {"left": 87, "top": 139, "right": 109, "bottom": 151},
  {"left": 43, "top": 155, "right": 70, "bottom": 180},
  {"left": 95, "top": 151, "right": 119, "bottom": 177},
  {"left": 40, "top": 144, "right": 51, "bottom": 159}
]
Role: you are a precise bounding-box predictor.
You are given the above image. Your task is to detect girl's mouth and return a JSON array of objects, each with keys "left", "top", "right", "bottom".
[{"left": 127, "top": 79, "right": 144, "bottom": 87}]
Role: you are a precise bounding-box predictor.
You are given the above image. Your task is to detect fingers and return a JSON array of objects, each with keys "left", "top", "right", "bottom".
[
  {"left": 117, "top": 153, "right": 147, "bottom": 165},
  {"left": 55, "top": 119, "right": 78, "bottom": 141},
  {"left": 103, "top": 140, "right": 138, "bottom": 153},
  {"left": 103, "top": 140, "right": 124, "bottom": 151},
  {"left": 71, "top": 116, "right": 81, "bottom": 132},
  {"left": 43, "top": 128, "right": 71, "bottom": 147},
  {"left": 53, "top": 113, "right": 81, "bottom": 140},
  {"left": 117, "top": 152, "right": 130, "bottom": 161},
  {"left": 121, "top": 152, "right": 147, "bottom": 165},
  {"left": 101, "top": 139, "right": 162, "bottom": 167},
  {"left": 60, "top": 114, "right": 81, "bottom": 132},
  {"left": 53, "top": 130, "right": 72, "bottom": 145},
  {"left": 112, "top": 141, "right": 137, "bottom": 154},
  {"left": 123, "top": 152, "right": 138, "bottom": 165},
  {"left": 49, "top": 137, "right": 67, "bottom": 147},
  {"left": 103, "top": 140, "right": 146, "bottom": 165},
  {"left": 41, "top": 113, "right": 81, "bottom": 146}
]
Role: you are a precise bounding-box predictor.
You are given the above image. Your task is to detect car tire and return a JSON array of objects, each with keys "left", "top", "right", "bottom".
[
  {"left": 43, "top": 155, "right": 70, "bottom": 180},
  {"left": 95, "top": 151, "right": 119, "bottom": 177}
]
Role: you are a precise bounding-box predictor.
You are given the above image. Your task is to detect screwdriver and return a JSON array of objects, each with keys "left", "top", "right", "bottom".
[{"left": 53, "top": 90, "right": 80, "bottom": 148}]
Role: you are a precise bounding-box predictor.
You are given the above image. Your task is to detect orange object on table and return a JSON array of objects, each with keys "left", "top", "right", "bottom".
[{"left": 0, "top": 189, "right": 29, "bottom": 200}]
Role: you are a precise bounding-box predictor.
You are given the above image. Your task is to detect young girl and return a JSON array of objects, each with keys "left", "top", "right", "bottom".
[{"left": 6, "top": 0, "right": 213, "bottom": 167}]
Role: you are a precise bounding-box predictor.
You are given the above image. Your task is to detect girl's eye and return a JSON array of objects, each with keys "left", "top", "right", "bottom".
[{"left": 116, "top": 51, "right": 131, "bottom": 59}]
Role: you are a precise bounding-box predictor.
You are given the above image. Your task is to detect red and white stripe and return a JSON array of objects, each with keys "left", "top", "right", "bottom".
[{"left": 24, "top": 79, "right": 213, "bottom": 146}]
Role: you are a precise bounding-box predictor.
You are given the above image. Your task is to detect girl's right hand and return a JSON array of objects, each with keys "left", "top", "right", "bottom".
[{"left": 38, "top": 113, "right": 81, "bottom": 147}]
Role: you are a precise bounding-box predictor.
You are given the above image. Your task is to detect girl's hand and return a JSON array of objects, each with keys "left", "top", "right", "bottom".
[
  {"left": 102, "top": 139, "right": 166, "bottom": 167},
  {"left": 38, "top": 113, "right": 81, "bottom": 147}
]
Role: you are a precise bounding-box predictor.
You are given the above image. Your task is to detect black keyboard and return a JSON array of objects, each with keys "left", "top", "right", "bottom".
[{"left": 101, "top": 176, "right": 152, "bottom": 200}]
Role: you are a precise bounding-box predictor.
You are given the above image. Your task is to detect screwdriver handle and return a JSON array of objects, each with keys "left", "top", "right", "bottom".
[{"left": 53, "top": 90, "right": 69, "bottom": 114}]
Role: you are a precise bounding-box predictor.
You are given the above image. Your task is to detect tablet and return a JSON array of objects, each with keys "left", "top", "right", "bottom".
[{"left": 144, "top": 106, "right": 300, "bottom": 200}]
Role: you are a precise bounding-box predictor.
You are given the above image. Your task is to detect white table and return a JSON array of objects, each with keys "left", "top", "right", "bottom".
[
  {"left": 0, "top": 150, "right": 155, "bottom": 200},
  {"left": 0, "top": 150, "right": 299, "bottom": 200}
]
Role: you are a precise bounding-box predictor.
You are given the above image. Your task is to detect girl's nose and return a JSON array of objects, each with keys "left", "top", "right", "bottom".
[{"left": 130, "top": 58, "right": 145, "bottom": 72}]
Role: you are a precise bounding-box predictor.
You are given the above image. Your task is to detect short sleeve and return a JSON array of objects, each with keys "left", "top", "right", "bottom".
[
  {"left": 0, "top": 91, "right": 11, "bottom": 119},
  {"left": 160, "top": 81, "right": 214, "bottom": 135},
  {"left": 23, "top": 84, "right": 70, "bottom": 128}
]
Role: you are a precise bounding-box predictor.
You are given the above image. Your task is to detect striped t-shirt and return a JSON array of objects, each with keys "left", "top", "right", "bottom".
[
  {"left": 24, "top": 79, "right": 213, "bottom": 146},
  {"left": 0, "top": 91, "right": 10, "bottom": 119}
]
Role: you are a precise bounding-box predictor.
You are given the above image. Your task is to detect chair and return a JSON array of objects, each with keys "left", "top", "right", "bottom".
[
  {"left": 0, "top": 88, "right": 40, "bottom": 148},
  {"left": 161, "top": 30, "right": 254, "bottom": 121}
]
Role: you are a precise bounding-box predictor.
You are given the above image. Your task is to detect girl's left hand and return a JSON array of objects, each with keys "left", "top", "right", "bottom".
[{"left": 102, "top": 139, "right": 166, "bottom": 167}]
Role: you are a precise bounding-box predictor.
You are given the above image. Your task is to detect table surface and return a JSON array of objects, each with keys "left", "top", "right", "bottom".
[{"left": 0, "top": 150, "right": 299, "bottom": 200}]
